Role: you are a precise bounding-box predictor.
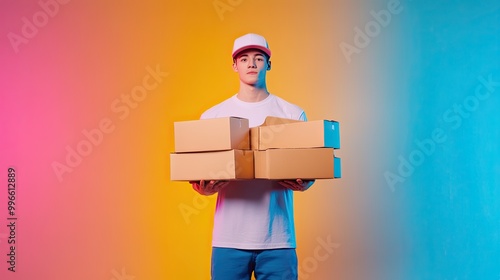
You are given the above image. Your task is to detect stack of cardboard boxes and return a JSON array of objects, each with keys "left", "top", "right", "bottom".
[{"left": 170, "top": 116, "right": 341, "bottom": 181}]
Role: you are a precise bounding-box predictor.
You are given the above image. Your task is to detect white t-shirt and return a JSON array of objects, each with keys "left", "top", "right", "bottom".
[{"left": 201, "top": 94, "right": 307, "bottom": 249}]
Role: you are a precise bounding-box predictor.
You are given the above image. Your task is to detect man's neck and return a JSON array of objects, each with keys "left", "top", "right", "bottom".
[{"left": 236, "top": 83, "right": 269, "bottom": 102}]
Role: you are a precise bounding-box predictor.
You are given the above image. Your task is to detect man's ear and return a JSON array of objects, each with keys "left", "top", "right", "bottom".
[
  {"left": 267, "top": 60, "right": 271, "bottom": 70},
  {"left": 232, "top": 61, "right": 238, "bottom": 72}
]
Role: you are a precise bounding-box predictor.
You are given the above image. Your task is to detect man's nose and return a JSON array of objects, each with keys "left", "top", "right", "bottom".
[{"left": 248, "top": 60, "right": 257, "bottom": 68}]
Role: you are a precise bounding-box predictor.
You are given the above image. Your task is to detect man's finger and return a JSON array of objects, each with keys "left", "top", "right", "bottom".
[
  {"left": 278, "top": 181, "right": 290, "bottom": 188},
  {"left": 279, "top": 181, "right": 298, "bottom": 190},
  {"left": 214, "top": 181, "right": 229, "bottom": 191}
]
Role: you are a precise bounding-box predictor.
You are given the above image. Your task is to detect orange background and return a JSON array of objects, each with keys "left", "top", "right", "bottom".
[{"left": 1, "top": 1, "right": 410, "bottom": 279}]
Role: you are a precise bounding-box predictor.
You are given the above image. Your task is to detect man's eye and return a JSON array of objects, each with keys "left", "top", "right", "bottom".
[
  {"left": 257, "top": 58, "right": 263, "bottom": 61},
  {"left": 241, "top": 58, "right": 247, "bottom": 62}
]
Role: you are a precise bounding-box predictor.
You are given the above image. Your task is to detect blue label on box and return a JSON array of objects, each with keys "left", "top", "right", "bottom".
[{"left": 324, "top": 120, "right": 340, "bottom": 149}]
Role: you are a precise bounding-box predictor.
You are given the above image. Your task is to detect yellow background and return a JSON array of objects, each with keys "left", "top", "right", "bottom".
[{"left": 1, "top": 0, "right": 400, "bottom": 279}]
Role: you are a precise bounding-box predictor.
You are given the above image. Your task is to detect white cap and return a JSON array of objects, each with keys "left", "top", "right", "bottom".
[{"left": 232, "top": 33, "right": 271, "bottom": 59}]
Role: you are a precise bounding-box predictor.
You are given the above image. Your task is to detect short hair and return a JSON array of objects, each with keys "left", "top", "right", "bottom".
[{"left": 233, "top": 49, "right": 270, "bottom": 63}]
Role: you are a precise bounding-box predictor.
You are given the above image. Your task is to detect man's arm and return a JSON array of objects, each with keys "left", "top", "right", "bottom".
[{"left": 190, "top": 180, "right": 229, "bottom": 196}]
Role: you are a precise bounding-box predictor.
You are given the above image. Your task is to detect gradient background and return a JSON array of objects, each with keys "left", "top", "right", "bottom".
[{"left": 1, "top": 0, "right": 499, "bottom": 279}]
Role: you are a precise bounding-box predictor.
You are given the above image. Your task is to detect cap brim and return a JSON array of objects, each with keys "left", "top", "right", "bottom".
[{"left": 232, "top": 45, "right": 271, "bottom": 58}]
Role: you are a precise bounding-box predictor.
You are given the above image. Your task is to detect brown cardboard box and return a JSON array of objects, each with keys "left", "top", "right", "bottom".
[
  {"left": 250, "top": 116, "right": 303, "bottom": 150},
  {"left": 174, "top": 117, "right": 249, "bottom": 153},
  {"left": 253, "top": 119, "right": 340, "bottom": 150},
  {"left": 260, "top": 116, "right": 303, "bottom": 126},
  {"left": 170, "top": 149, "right": 254, "bottom": 181},
  {"left": 254, "top": 148, "right": 341, "bottom": 179}
]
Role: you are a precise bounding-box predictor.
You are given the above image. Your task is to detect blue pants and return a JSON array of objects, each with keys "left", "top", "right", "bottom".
[{"left": 211, "top": 247, "right": 298, "bottom": 280}]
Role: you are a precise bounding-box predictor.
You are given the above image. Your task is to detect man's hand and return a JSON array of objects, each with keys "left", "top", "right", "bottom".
[
  {"left": 278, "top": 179, "right": 315, "bottom": 192},
  {"left": 190, "top": 180, "right": 229, "bottom": 196}
]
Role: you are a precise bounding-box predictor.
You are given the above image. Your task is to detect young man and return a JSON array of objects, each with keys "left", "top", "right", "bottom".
[{"left": 191, "top": 33, "right": 314, "bottom": 280}]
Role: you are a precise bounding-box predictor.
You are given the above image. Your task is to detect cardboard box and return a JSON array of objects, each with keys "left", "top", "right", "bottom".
[
  {"left": 254, "top": 148, "right": 341, "bottom": 179},
  {"left": 260, "top": 116, "right": 303, "bottom": 126},
  {"left": 250, "top": 116, "right": 303, "bottom": 150},
  {"left": 170, "top": 149, "right": 254, "bottom": 181},
  {"left": 174, "top": 117, "right": 249, "bottom": 153},
  {"left": 252, "top": 119, "right": 340, "bottom": 150}
]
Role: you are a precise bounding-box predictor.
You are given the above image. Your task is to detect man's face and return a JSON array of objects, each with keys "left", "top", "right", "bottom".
[{"left": 232, "top": 50, "right": 270, "bottom": 86}]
